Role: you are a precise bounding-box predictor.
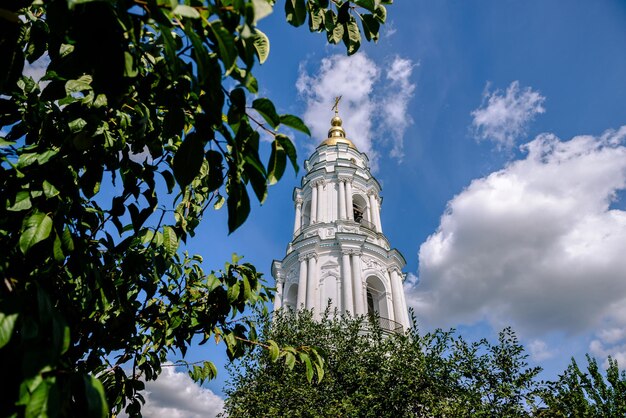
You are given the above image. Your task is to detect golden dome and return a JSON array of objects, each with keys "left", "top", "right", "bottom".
[{"left": 320, "top": 114, "right": 357, "bottom": 149}]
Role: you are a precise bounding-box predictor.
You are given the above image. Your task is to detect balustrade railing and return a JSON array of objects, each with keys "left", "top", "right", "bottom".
[
  {"left": 360, "top": 316, "right": 403, "bottom": 334},
  {"left": 357, "top": 219, "right": 377, "bottom": 232}
]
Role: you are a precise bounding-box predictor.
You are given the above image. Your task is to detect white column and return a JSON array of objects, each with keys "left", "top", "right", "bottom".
[
  {"left": 346, "top": 181, "right": 354, "bottom": 220},
  {"left": 368, "top": 193, "right": 381, "bottom": 232},
  {"left": 341, "top": 250, "right": 353, "bottom": 314},
  {"left": 399, "top": 273, "right": 410, "bottom": 327},
  {"left": 316, "top": 182, "right": 324, "bottom": 223},
  {"left": 296, "top": 256, "right": 307, "bottom": 309},
  {"left": 310, "top": 184, "right": 318, "bottom": 224},
  {"left": 274, "top": 277, "right": 284, "bottom": 311},
  {"left": 390, "top": 268, "right": 405, "bottom": 325},
  {"left": 375, "top": 196, "right": 383, "bottom": 233},
  {"left": 293, "top": 198, "right": 303, "bottom": 234},
  {"left": 306, "top": 254, "right": 318, "bottom": 311},
  {"left": 351, "top": 251, "right": 365, "bottom": 315},
  {"left": 338, "top": 180, "right": 346, "bottom": 220}
]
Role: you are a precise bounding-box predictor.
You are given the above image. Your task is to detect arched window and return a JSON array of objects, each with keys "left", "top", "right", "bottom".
[
  {"left": 365, "top": 276, "right": 391, "bottom": 319},
  {"left": 302, "top": 200, "right": 311, "bottom": 227},
  {"left": 352, "top": 194, "right": 368, "bottom": 224},
  {"left": 284, "top": 284, "right": 298, "bottom": 310}
]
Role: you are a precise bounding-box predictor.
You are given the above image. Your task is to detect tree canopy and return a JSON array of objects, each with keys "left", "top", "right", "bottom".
[
  {"left": 0, "top": 0, "right": 391, "bottom": 416},
  {"left": 223, "top": 311, "right": 543, "bottom": 417},
  {"left": 224, "top": 310, "right": 626, "bottom": 418}
]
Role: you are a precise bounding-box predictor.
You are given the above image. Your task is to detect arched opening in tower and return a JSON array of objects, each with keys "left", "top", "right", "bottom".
[
  {"left": 284, "top": 283, "right": 298, "bottom": 310},
  {"left": 302, "top": 200, "right": 311, "bottom": 226},
  {"left": 365, "top": 275, "right": 391, "bottom": 320},
  {"left": 352, "top": 194, "right": 368, "bottom": 224}
]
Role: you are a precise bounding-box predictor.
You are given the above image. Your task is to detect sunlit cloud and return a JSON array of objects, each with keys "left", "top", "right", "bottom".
[
  {"left": 408, "top": 127, "right": 626, "bottom": 341},
  {"left": 296, "top": 53, "right": 416, "bottom": 168},
  {"left": 471, "top": 81, "right": 546, "bottom": 149},
  {"left": 119, "top": 366, "right": 224, "bottom": 418}
]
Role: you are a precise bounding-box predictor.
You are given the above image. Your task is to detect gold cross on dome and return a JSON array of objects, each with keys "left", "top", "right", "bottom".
[{"left": 331, "top": 95, "right": 342, "bottom": 116}]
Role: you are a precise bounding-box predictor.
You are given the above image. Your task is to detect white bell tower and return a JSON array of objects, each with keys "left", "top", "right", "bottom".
[{"left": 271, "top": 108, "right": 410, "bottom": 332}]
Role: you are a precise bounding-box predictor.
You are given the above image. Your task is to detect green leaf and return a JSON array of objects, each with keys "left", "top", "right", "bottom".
[
  {"left": 83, "top": 375, "right": 108, "bottom": 418},
  {"left": 359, "top": 13, "right": 380, "bottom": 42},
  {"left": 300, "top": 352, "right": 314, "bottom": 383},
  {"left": 315, "top": 362, "right": 324, "bottom": 383},
  {"left": 162, "top": 226, "right": 178, "bottom": 256},
  {"left": 43, "top": 180, "right": 60, "bottom": 198},
  {"left": 279, "top": 114, "right": 310, "bottom": 136},
  {"left": 267, "top": 140, "right": 286, "bottom": 185},
  {"left": 173, "top": 134, "right": 204, "bottom": 187},
  {"left": 7, "top": 191, "right": 32, "bottom": 211},
  {"left": 173, "top": 4, "right": 200, "bottom": 18},
  {"left": 159, "top": 170, "right": 176, "bottom": 193},
  {"left": 355, "top": 0, "right": 376, "bottom": 12},
  {"left": 330, "top": 22, "right": 344, "bottom": 44},
  {"left": 0, "top": 312, "right": 18, "bottom": 349},
  {"left": 61, "top": 227, "right": 74, "bottom": 252},
  {"left": 25, "top": 380, "right": 51, "bottom": 418},
  {"left": 344, "top": 20, "right": 361, "bottom": 55},
  {"left": 251, "top": 29, "right": 270, "bottom": 64},
  {"left": 285, "top": 352, "right": 296, "bottom": 370},
  {"left": 268, "top": 340, "right": 280, "bottom": 362},
  {"left": 227, "top": 181, "right": 250, "bottom": 233},
  {"left": 209, "top": 20, "right": 237, "bottom": 75},
  {"left": 123, "top": 51, "right": 138, "bottom": 77},
  {"left": 285, "top": 0, "right": 307, "bottom": 27},
  {"left": 214, "top": 195, "right": 225, "bottom": 210},
  {"left": 244, "top": 153, "right": 268, "bottom": 203},
  {"left": 93, "top": 94, "right": 107, "bottom": 108},
  {"left": 252, "top": 98, "right": 280, "bottom": 129},
  {"left": 53, "top": 232, "right": 64, "bottom": 262},
  {"left": 275, "top": 134, "right": 299, "bottom": 174},
  {"left": 65, "top": 75, "right": 93, "bottom": 94},
  {"left": 374, "top": 4, "right": 387, "bottom": 23},
  {"left": 69, "top": 118, "right": 87, "bottom": 133},
  {"left": 19, "top": 212, "right": 53, "bottom": 254}
]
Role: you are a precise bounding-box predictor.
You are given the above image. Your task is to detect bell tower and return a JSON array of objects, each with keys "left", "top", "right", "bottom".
[{"left": 271, "top": 107, "right": 410, "bottom": 332}]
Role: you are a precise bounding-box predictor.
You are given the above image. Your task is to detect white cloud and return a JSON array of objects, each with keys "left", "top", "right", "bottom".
[
  {"left": 589, "top": 332, "right": 626, "bottom": 368},
  {"left": 409, "top": 127, "right": 626, "bottom": 339},
  {"left": 296, "top": 53, "right": 416, "bottom": 168},
  {"left": 471, "top": 81, "right": 546, "bottom": 149},
  {"left": 120, "top": 366, "right": 224, "bottom": 418},
  {"left": 529, "top": 339, "right": 557, "bottom": 362}
]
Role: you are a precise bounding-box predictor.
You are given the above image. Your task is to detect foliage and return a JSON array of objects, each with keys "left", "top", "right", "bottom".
[
  {"left": 538, "top": 355, "right": 626, "bottom": 417},
  {"left": 0, "top": 0, "right": 390, "bottom": 416},
  {"left": 223, "top": 310, "right": 544, "bottom": 417}
]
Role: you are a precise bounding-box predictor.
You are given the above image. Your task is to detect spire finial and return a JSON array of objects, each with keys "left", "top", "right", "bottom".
[
  {"left": 319, "top": 95, "right": 357, "bottom": 149},
  {"left": 332, "top": 95, "right": 342, "bottom": 117}
]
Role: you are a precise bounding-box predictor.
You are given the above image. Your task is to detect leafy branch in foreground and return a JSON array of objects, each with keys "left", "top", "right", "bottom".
[{"left": 0, "top": 0, "right": 391, "bottom": 416}]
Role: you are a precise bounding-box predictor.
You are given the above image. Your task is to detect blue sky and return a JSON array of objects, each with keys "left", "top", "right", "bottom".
[{"left": 135, "top": 1, "right": 626, "bottom": 416}]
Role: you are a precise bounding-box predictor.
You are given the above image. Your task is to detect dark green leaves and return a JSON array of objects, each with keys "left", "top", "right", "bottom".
[
  {"left": 227, "top": 180, "right": 251, "bottom": 234},
  {"left": 0, "top": 313, "right": 18, "bottom": 349},
  {"left": 173, "top": 134, "right": 204, "bottom": 187},
  {"left": 209, "top": 20, "right": 236, "bottom": 75},
  {"left": 276, "top": 134, "right": 299, "bottom": 174},
  {"left": 83, "top": 375, "right": 108, "bottom": 418},
  {"left": 343, "top": 19, "right": 361, "bottom": 55},
  {"left": 285, "top": 0, "right": 307, "bottom": 27},
  {"left": 267, "top": 139, "right": 286, "bottom": 185},
  {"left": 0, "top": 1, "right": 393, "bottom": 416},
  {"left": 252, "top": 98, "right": 280, "bottom": 128},
  {"left": 280, "top": 114, "right": 311, "bottom": 136},
  {"left": 19, "top": 211, "right": 53, "bottom": 254}
]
